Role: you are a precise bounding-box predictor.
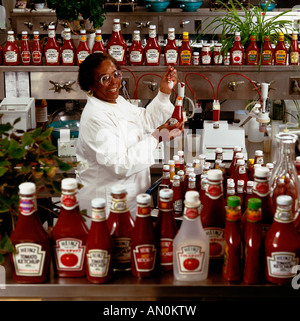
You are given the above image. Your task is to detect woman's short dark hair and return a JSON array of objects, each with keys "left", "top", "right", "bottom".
[{"left": 78, "top": 53, "right": 119, "bottom": 92}]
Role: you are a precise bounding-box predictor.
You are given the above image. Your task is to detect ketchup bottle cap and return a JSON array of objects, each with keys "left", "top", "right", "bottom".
[
  {"left": 184, "top": 191, "right": 200, "bottom": 207},
  {"left": 227, "top": 195, "right": 240, "bottom": 207},
  {"left": 159, "top": 188, "right": 173, "bottom": 199},
  {"left": 61, "top": 178, "right": 77, "bottom": 190},
  {"left": 248, "top": 198, "right": 261, "bottom": 210},
  {"left": 92, "top": 197, "right": 106, "bottom": 208},
  {"left": 276, "top": 195, "right": 292, "bottom": 206},
  {"left": 19, "top": 182, "right": 36, "bottom": 195},
  {"left": 111, "top": 185, "right": 127, "bottom": 194},
  {"left": 254, "top": 166, "right": 269, "bottom": 178},
  {"left": 136, "top": 193, "right": 151, "bottom": 205},
  {"left": 207, "top": 169, "right": 223, "bottom": 181}
]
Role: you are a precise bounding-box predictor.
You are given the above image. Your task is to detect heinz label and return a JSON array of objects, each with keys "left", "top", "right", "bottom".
[
  {"left": 87, "top": 249, "right": 110, "bottom": 277},
  {"left": 176, "top": 245, "right": 205, "bottom": 274},
  {"left": 267, "top": 252, "right": 299, "bottom": 278},
  {"left": 159, "top": 238, "right": 173, "bottom": 267},
  {"left": 132, "top": 244, "right": 156, "bottom": 272},
  {"left": 204, "top": 227, "right": 224, "bottom": 258}
]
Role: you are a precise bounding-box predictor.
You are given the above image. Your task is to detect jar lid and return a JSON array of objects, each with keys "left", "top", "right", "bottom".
[
  {"left": 33, "top": 31, "right": 39, "bottom": 34},
  {"left": 247, "top": 180, "right": 254, "bottom": 186},
  {"left": 234, "top": 146, "right": 242, "bottom": 151},
  {"left": 168, "top": 27, "right": 175, "bottom": 32},
  {"left": 248, "top": 198, "right": 261, "bottom": 210},
  {"left": 199, "top": 154, "right": 206, "bottom": 160},
  {"left": 185, "top": 191, "right": 200, "bottom": 207},
  {"left": 64, "top": 28, "right": 71, "bottom": 32},
  {"left": 111, "top": 185, "right": 127, "bottom": 194},
  {"left": 61, "top": 178, "right": 77, "bottom": 190},
  {"left": 227, "top": 196, "right": 240, "bottom": 207},
  {"left": 227, "top": 180, "right": 235, "bottom": 187},
  {"left": 236, "top": 159, "right": 245, "bottom": 165},
  {"left": 255, "top": 150, "right": 263, "bottom": 156},
  {"left": 254, "top": 166, "right": 269, "bottom": 178},
  {"left": 173, "top": 175, "right": 180, "bottom": 180},
  {"left": 48, "top": 25, "right": 55, "bottom": 29},
  {"left": 133, "top": 30, "right": 140, "bottom": 34},
  {"left": 80, "top": 29, "right": 86, "bottom": 34},
  {"left": 276, "top": 195, "right": 292, "bottom": 206},
  {"left": 235, "top": 152, "right": 244, "bottom": 158},
  {"left": 7, "top": 30, "right": 14, "bottom": 34},
  {"left": 169, "top": 160, "right": 175, "bottom": 165},
  {"left": 237, "top": 180, "right": 244, "bottom": 186},
  {"left": 113, "top": 18, "right": 120, "bottom": 23},
  {"left": 22, "top": 31, "right": 28, "bottom": 34},
  {"left": 178, "top": 170, "right": 185, "bottom": 175},
  {"left": 136, "top": 193, "right": 151, "bottom": 204},
  {"left": 159, "top": 188, "right": 173, "bottom": 198},
  {"left": 19, "top": 182, "right": 36, "bottom": 195},
  {"left": 216, "top": 147, "right": 223, "bottom": 153},
  {"left": 207, "top": 169, "right": 223, "bottom": 181},
  {"left": 149, "top": 25, "right": 156, "bottom": 29},
  {"left": 96, "top": 29, "right": 102, "bottom": 33},
  {"left": 193, "top": 52, "right": 200, "bottom": 55},
  {"left": 91, "top": 198, "right": 106, "bottom": 208}
]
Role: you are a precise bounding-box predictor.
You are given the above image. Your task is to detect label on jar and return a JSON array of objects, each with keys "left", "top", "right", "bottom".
[
  {"left": 132, "top": 244, "right": 156, "bottom": 272},
  {"left": 238, "top": 165, "right": 246, "bottom": 174},
  {"left": 87, "top": 249, "right": 110, "bottom": 277},
  {"left": 204, "top": 227, "right": 224, "bottom": 258},
  {"left": 19, "top": 196, "right": 37, "bottom": 216},
  {"left": 108, "top": 45, "right": 125, "bottom": 62},
  {"left": 21, "top": 50, "right": 30, "bottom": 64},
  {"left": 206, "top": 182, "right": 223, "bottom": 200},
  {"left": 110, "top": 197, "right": 128, "bottom": 213},
  {"left": 77, "top": 50, "right": 89, "bottom": 64},
  {"left": 201, "top": 54, "right": 211, "bottom": 65},
  {"left": 290, "top": 52, "right": 299, "bottom": 64},
  {"left": 61, "top": 191, "right": 78, "bottom": 210},
  {"left": 180, "top": 50, "right": 191, "bottom": 64},
  {"left": 62, "top": 49, "right": 74, "bottom": 64},
  {"left": 112, "top": 237, "right": 131, "bottom": 264},
  {"left": 173, "top": 199, "right": 183, "bottom": 213},
  {"left": 145, "top": 49, "right": 159, "bottom": 64},
  {"left": 176, "top": 245, "right": 205, "bottom": 274},
  {"left": 166, "top": 49, "right": 178, "bottom": 64},
  {"left": 32, "top": 50, "right": 42, "bottom": 64},
  {"left": 13, "top": 243, "right": 46, "bottom": 276},
  {"left": 231, "top": 50, "right": 243, "bottom": 64},
  {"left": 45, "top": 48, "right": 59, "bottom": 63},
  {"left": 91, "top": 207, "right": 106, "bottom": 222},
  {"left": 253, "top": 180, "right": 269, "bottom": 197},
  {"left": 267, "top": 252, "right": 299, "bottom": 278},
  {"left": 275, "top": 50, "right": 287, "bottom": 64},
  {"left": 160, "top": 238, "right": 173, "bottom": 267},
  {"left": 129, "top": 50, "right": 143, "bottom": 63},
  {"left": 5, "top": 51, "right": 18, "bottom": 63}
]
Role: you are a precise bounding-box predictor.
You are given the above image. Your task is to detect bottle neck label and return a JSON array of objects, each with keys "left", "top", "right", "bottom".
[
  {"left": 48, "top": 29, "right": 56, "bottom": 38},
  {"left": 64, "top": 32, "right": 71, "bottom": 41},
  {"left": 226, "top": 207, "right": 241, "bottom": 221},
  {"left": 113, "top": 23, "right": 121, "bottom": 32},
  {"left": 110, "top": 197, "right": 128, "bottom": 213},
  {"left": 206, "top": 181, "right": 223, "bottom": 199},
  {"left": 61, "top": 190, "right": 78, "bottom": 210},
  {"left": 184, "top": 207, "right": 199, "bottom": 220},
  {"left": 253, "top": 179, "right": 269, "bottom": 197},
  {"left": 19, "top": 195, "right": 37, "bottom": 216},
  {"left": 133, "top": 33, "right": 140, "bottom": 41},
  {"left": 246, "top": 208, "right": 262, "bottom": 222},
  {"left": 7, "top": 34, "right": 15, "bottom": 42},
  {"left": 274, "top": 207, "right": 293, "bottom": 223},
  {"left": 136, "top": 205, "right": 151, "bottom": 217},
  {"left": 168, "top": 32, "right": 175, "bottom": 40},
  {"left": 149, "top": 29, "right": 156, "bottom": 38},
  {"left": 92, "top": 207, "right": 106, "bottom": 222}
]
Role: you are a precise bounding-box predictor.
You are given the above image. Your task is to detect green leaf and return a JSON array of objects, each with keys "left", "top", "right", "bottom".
[
  {"left": 40, "top": 127, "right": 53, "bottom": 138},
  {"left": 8, "top": 139, "right": 26, "bottom": 159},
  {"left": 40, "top": 140, "right": 57, "bottom": 152},
  {"left": 56, "top": 158, "right": 73, "bottom": 171},
  {"left": 0, "top": 167, "right": 8, "bottom": 177},
  {"left": 0, "top": 233, "right": 15, "bottom": 253},
  {"left": 21, "top": 132, "right": 34, "bottom": 147},
  {"left": 13, "top": 117, "right": 21, "bottom": 126}
]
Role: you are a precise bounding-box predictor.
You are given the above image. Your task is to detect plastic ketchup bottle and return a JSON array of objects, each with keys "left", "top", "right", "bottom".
[
  {"left": 131, "top": 194, "right": 157, "bottom": 278},
  {"left": 44, "top": 25, "right": 60, "bottom": 66},
  {"left": 144, "top": 24, "right": 161, "bottom": 66},
  {"left": 261, "top": 34, "right": 273, "bottom": 65},
  {"left": 164, "top": 27, "right": 178, "bottom": 66},
  {"left": 289, "top": 31, "right": 299, "bottom": 65},
  {"left": 21, "top": 31, "right": 31, "bottom": 65},
  {"left": 76, "top": 29, "right": 90, "bottom": 65},
  {"left": 107, "top": 18, "right": 127, "bottom": 65},
  {"left": 86, "top": 198, "right": 113, "bottom": 284},
  {"left": 32, "top": 31, "right": 42, "bottom": 66},
  {"left": 3, "top": 30, "right": 20, "bottom": 66},
  {"left": 179, "top": 31, "right": 192, "bottom": 65},
  {"left": 92, "top": 29, "right": 106, "bottom": 54},
  {"left": 246, "top": 33, "right": 259, "bottom": 65},
  {"left": 274, "top": 32, "right": 287, "bottom": 65},
  {"left": 230, "top": 31, "right": 244, "bottom": 65},
  {"left": 10, "top": 182, "right": 51, "bottom": 283},
  {"left": 61, "top": 28, "right": 75, "bottom": 66},
  {"left": 129, "top": 30, "right": 144, "bottom": 65},
  {"left": 51, "top": 178, "right": 89, "bottom": 277}
]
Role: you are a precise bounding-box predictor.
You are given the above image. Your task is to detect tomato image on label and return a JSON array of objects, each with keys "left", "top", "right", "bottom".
[
  {"left": 62, "top": 195, "right": 77, "bottom": 208},
  {"left": 210, "top": 242, "right": 222, "bottom": 256},
  {"left": 183, "top": 258, "right": 200, "bottom": 271},
  {"left": 61, "top": 253, "right": 79, "bottom": 267},
  {"left": 255, "top": 182, "right": 269, "bottom": 195}
]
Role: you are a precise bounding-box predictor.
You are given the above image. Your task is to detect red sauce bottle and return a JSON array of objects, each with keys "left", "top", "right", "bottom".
[
  {"left": 233, "top": 159, "right": 249, "bottom": 187},
  {"left": 222, "top": 196, "right": 242, "bottom": 281},
  {"left": 274, "top": 32, "right": 287, "bottom": 65},
  {"left": 107, "top": 18, "right": 127, "bottom": 65},
  {"left": 129, "top": 30, "right": 143, "bottom": 65},
  {"left": 51, "top": 178, "right": 89, "bottom": 277},
  {"left": 164, "top": 27, "right": 178, "bottom": 66},
  {"left": 10, "top": 182, "right": 51, "bottom": 283},
  {"left": 61, "top": 28, "right": 75, "bottom": 66},
  {"left": 32, "top": 31, "right": 42, "bottom": 66},
  {"left": 227, "top": 146, "right": 242, "bottom": 178},
  {"left": 186, "top": 175, "right": 197, "bottom": 193},
  {"left": 295, "top": 156, "right": 300, "bottom": 175},
  {"left": 230, "top": 32, "right": 244, "bottom": 65},
  {"left": 261, "top": 34, "right": 273, "bottom": 65},
  {"left": 243, "top": 180, "right": 254, "bottom": 216},
  {"left": 265, "top": 195, "right": 300, "bottom": 285},
  {"left": 144, "top": 25, "right": 161, "bottom": 66},
  {"left": 161, "top": 164, "right": 171, "bottom": 187},
  {"left": 289, "top": 31, "right": 299, "bottom": 65},
  {"left": 21, "top": 31, "right": 31, "bottom": 65},
  {"left": 172, "top": 175, "right": 183, "bottom": 217},
  {"left": 92, "top": 29, "right": 106, "bottom": 54},
  {"left": 201, "top": 43, "right": 212, "bottom": 65},
  {"left": 0, "top": 45, "right": 2, "bottom": 64},
  {"left": 246, "top": 33, "right": 259, "bottom": 65},
  {"left": 86, "top": 198, "right": 113, "bottom": 284},
  {"left": 243, "top": 198, "right": 262, "bottom": 284},
  {"left": 155, "top": 189, "right": 178, "bottom": 272},
  {"left": 107, "top": 186, "right": 135, "bottom": 271},
  {"left": 3, "top": 30, "right": 20, "bottom": 66},
  {"left": 236, "top": 180, "right": 245, "bottom": 212},
  {"left": 169, "top": 96, "right": 184, "bottom": 129},
  {"left": 213, "top": 43, "right": 223, "bottom": 65},
  {"left": 131, "top": 194, "right": 157, "bottom": 278},
  {"left": 254, "top": 149, "right": 264, "bottom": 166},
  {"left": 179, "top": 31, "right": 192, "bottom": 65},
  {"left": 44, "top": 25, "right": 60, "bottom": 66},
  {"left": 76, "top": 29, "right": 90, "bottom": 65},
  {"left": 225, "top": 179, "right": 235, "bottom": 204}
]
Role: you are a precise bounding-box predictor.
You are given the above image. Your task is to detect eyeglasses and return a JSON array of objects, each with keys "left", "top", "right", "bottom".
[{"left": 96, "top": 70, "right": 123, "bottom": 86}]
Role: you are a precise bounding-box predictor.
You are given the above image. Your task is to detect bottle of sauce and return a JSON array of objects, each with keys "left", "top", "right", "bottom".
[
  {"left": 222, "top": 196, "right": 242, "bottom": 281},
  {"left": 35, "top": 99, "right": 48, "bottom": 128},
  {"left": 233, "top": 159, "right": 248, "bottom": 187},
  {"left": 201, "top": 43, "right": 212, "bottom": 65},
  {"left": 213, "top": 43, "right": 223, "bottom": 65},
  {"left": 107, "top": 186, "right": 135, "bottom": 271},
  {"left": 178, "top": 150, "right": 185, "bottom": 171},
  {"left": 178, "top": 170, "right": 185, "bottom": 200},
  {"left": 169, "top": 160, "right": 175, "bottom": 181},
  {"left": 61, "top": 28, "right": 75, "bottom": 66},
  {"left": 186, "top": 175, "right": 197, "bottom": 193},
  {"left": 21, "top": 31, "right": 31, "bottom": 65},
  {"left": 169, "top": 96, "right": 184, "bottom": 129},
  {"left": 179, "top": 31, "right": 192, "bottom": 65},
  {"left": 295, "top": 156, "right": 300, "bottom": 175},
  {"left": 261, "top": 34, "right": 273, "bottom": 65},
  {"left": 44, "top": 25, "right": 60, "bottom": 66},
  {"left": 274, "top": 32, "right": 287, "bottom": 65},
  {"left": 265, "top": 195, "right": 300, "bottom": 285},
  {"left": 230, "top": 31, "right": 244, "bottom": 65},
  {"left": 243, "top": 180, "right": 254, "bottom": 215},
  {"left": 3, "top": 30, "right": 20, "bottom": 66},
  {"left": 129, "top": 30, "right": 143, "bottom": 65},
  {"left": 236, "top": 179, "right": 245, "bottom": 212},
  {"left": 86, "top": 198, "right": 113, "bottom": 284},
  {"left": 144, "top": 25, "right": 161, "bottom": 66},
  {"left": 131, "top": 194, "right": 157, "bottom": 278},
  {"left": 10, "top": 182, "right": 51, "bottom": 283},
  {"left": 162, "top": 164, "right": 171, "bottom": 187},
  {"left": 76, "top": 29, "right": 90, "bottom": 65},
  {"left": 227, "top": 146, "right": 242, "bottom": 178},
  {"left": 107, "top": 18, "right": 127, "bottom": 65},
  {"left": 52, "top": 178, "right": 89, "bottom": 277},
  {"left": 225, "top": 180, "right": 235, "bottom": 204},
  {"left": 243, "top": 198, "right": 262, "bottom": 284},
  {"left": 246, "top": 33, "right": 259, "bottom": 65},
  {"left": 192, "top": 51, "right": 200, "bottom": 65},
  {"left": 172, "top": 174, "right": 183, "bottom": 217},
  {"left": 92, "top": 29, "right": 106, "bottom": 54},
  {"left": 164, "top": 27, "right": 178, "bottom": 66},
  {"left": 254, "top": 149, "right": 264, "bottom": 166},
  {"left": 32, "top": 31, "right": 42, "bottom": 66},
  {"left": 173, "top": 155, "right": 180, "bottom": 175},
  {"left": 173, "top": 191, "right": 209, "bottom": 281},
  {"left": 290, "top": 31, "right": 299, "bottom": 65},
  {"left": 155, "top": 188, "right": 178, "bottom": 272}
]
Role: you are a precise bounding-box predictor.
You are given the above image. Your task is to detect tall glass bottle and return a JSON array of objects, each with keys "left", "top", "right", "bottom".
[
  {"left": 227, "top": 146, "right": 242, "bottom": 178},
  {"left": 76, "top": 29, "right": 90, "bottom": 65},
  {"left": 274, "top": 32, "right": 287, "bottom": 65},
  {"left": 230, "top": 31, "right": 244, "bottom": 65},
  {"left": 172, "top": 174, "right": 183, "bottom": 217},
  {"left": 261, "top": 34, "right": 273, "bottom": 65},
  {"left": 144, "top": 25, "right": 161, "bottom": 66},
  {"left": 61, "top": 27, "right": 75, "bottom": 66},
  {"left": 44, "top": 25, "right": 60, "bottom": 66},
  {"left": 3, "top": 30, "right": 19, "bottom": 66},
  {"left": 164, "top": 27, "right": 178, "bottom": 66},
  {"left": 169, "top": 95, "right": 184, "bottom": 129},
  {"left": 32, "top": 31, "right": 42, "bottom": 66},
  {"left": 161, "top": 164, "right": 171, "bottom": 187},
  {"left": 290, "top": 31, "right": 299, "bottom": 65},
  {"left": 179, "top": 31, "right": 192, "bottom": 65},
  {"left": 92, "top": 29, "right": 106, "bottom": 54},
  {"left": 21, "top": 31, "right": 31, "bottom": 65},
  {"left": 246, "top": 33, "right": 259, "bottom": 65},
  {"left": 129, "top": 30, "right": 143, "bottom": 65},
  {"left": 107, "top": 18, "right": 127, "bottom": 65}
]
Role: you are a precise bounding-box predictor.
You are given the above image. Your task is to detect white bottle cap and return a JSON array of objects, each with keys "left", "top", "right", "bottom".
[
  {"left": 64, "top": 28, "right": 71, "bottom": 32},
  {"left": 185, "top": 191, "right": 200, "bottom": 207},
  {"left": 237, "top": 180, "right": 244, "bottom": 186},
  {"left": 168, "top": 27, "right": 175, "bottom": 32},
  {"left": 113, "top": 19, "right": 120, "bottom": 23},
  {"left": 173, "top": 175, "right": 180, "bottom": 180},
  {"left": 111, "top": 185, "right": 127, "bottom": 194},
  {"left": 207, "top": 169, "right": 223, "bottom": 181},
  {"left": 8, "top": 30, "right": 14, "bottom": 34},
  {"left": 149, "top": 25, "right": 156, "bottom": 30},
  {"left": 96, "top": 29, "right": 102, "bottom": 33},
  {"left": 48, "top": 25, "right": 55, "bottom": 29},
  {"left": 266, "top": 163, "right": 274, "bottom": 169},
  {"left": 234, "top": 146, "right": 242, "bottom": 151},
  {"left": 173, "top": 155, "right": 179, "bottom": 161},
  {"left": 178, "top": 170, "right": 185, "bottom": 176},
  {"left": 169, "top": 160, "right": 175, "bottom": 165},
  {"left": 19, "top": 182, "right": 36, "bottom": 195},
  {"left": 199, "top": 154, "right": 206, "bottom": 160},
  {"left": 91, "top": 198, "right": 106, "bottom": 208},
  {"left": 159, "top": 188, "right": 173, "bottom": 199},
  {"left": 163, "top": 164, "right": 170, "bottom": 170},
  {"left": 247, "top": 180, "right": 254, "bottom": 186},
  {"left": 296, "top": 156, "right": 300, "bottom": 162},
  {"left": 227, "top": 180, "right": 235, "bottom": 187},
  {"left": 276, "top": 195, "right": 292, "bottom": 206},
  {"left": 254, "top": 166, "right": 269, "bottom": 178},
  {"left": 255, "top": 150, "right": 263, "bottom": 156},
  {"left": 33, "top": 31, "right": 39, "bottom": 35},
  {"left": 178, "top": 150, "right": 184, "bottom": 156},
  {"left": 235, "top": 153, "right": 244, "bottom": 159},
  {"left": 216, "top": 147, "right": 223, "bottom": 153},
  {"left": 136, "top": 193, "right": 151, "bottom": 204},
  {"left": 80, "top": 29, "right": 86, "bottom": 34},
  {"left": 22, "top": 31, "right": 28, "bottom": 35},
  {"left": 61, "top": 178, "right": 77, "bottom": 190},
  {"left": 236, "top": 159, "right": 245, "bottom": 165},
  {"left": 186, "top": 162, "right": 193, "bottom": 168},
  {"left": 133, "top": 30, "right": 140, "bottom": 34}
]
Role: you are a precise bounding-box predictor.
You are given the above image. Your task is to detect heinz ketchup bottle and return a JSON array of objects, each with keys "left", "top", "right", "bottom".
[
  {"left": 61, "top": 28, "right": 75, "bottom": 66},
  {"left": 76, "top": 29, "right": 90, "bottom": 65},
  {"left": 164, "top": 27, "right": 178, "bottom": 66},
  {"left": 21, "top": 31, "right": 31, "bottom": 65},
  {"left": 3, "top": 30, "right": 19, "bottom": 66},
  {"left": 32, "top": 31, "right": 42, "bottom": 66},
  {"left": 274, "top": 32, "right": 287, "bottom": 65},
  {"left": 290, "top": 31, "right": 299, "bottom": 65},
  {"left": 129, "top": 30, "right": 143, "bottom": 65},
  {"left": 144, "top": 25, "right": 161, "bottom": 66},
  {"left": 44, "top": 25, "right": 60, "bottom": 66},
  {"left": 51, "top": 178, "right": 89, "bottom": 277},
  {"left": 179, "top": 32, "right": 192, "bottom": 66},
  {"left": 10, "top": 182, "right": 51, "bottom": 283},
  {"left": 169, "top": 95, "right": 184, "bottom": 129},
  {"left": 230, "top": 31, "right": 244, "bottom": 65},
  {"left": 261, "top": 34, "right": 273, "bottom": 65},
  {"left": 131, "top": 194, "right": 157, "bottom": 278},
  {"left": 172, "top": 175, "right": 183, "bottom": 217},
  {"left": 246, "top": 33, "right": 259, "bottom": 65},
  {"left": 107, "top": 18, "right": 127, "bottom": 65},
  {"left": 86, "top": 198, "right": 113, "bottom": 284},
  {"left": 92, "top": 29, "right": 106, "bottom": 54}
]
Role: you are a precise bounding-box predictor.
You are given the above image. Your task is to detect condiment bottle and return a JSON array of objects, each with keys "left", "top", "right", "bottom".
[
  {"left": 169, "top": 96, "right": 184, "bottom": 129},
  {"left": 178, "top": 150, "right": 185, "bottom": 171},
  {"left": 243, "top": 180, "right": 254, "bottom": 215},
  {"left": 164, "top": 27, "right": 178, "bottom": 66},
  {"left": 179, "top": 31, "right": 192, "bottom": 65},
  {"left": 35, "top": 99, "right": 48, "bottom": 128},
  {"left": 227, "top": 146, "right": 242, "bottom": 178},
  {"left": 155, "top": 188, "right": 178, "bottom": 272},
  {"left": 192, "top": 51, "right": 200, "bottom": 65},
  {"left": 173, "top": 191, "right": 209, "bottom": 281},
  {"left": 233, "top": 159, "right": 248, "bottom": 187},
  {"left": 178, "top": 170, "right": 185, "bottom": 199},
  {"left": 107, "top": 186, "right": 135, "bottom": 271},
  {"left": 173, "top": 155, "right": 180, "bottom": 174},
  {"left": 261, "top": 34, "right": 273, "bottom": 65},
  {"left": 131, "top": 194, "right": 157, "bottom": 278},
  {"left": 236, "top": 179, "right": 245, "bottom": 212},
  {"left": 186, "top": 175, "right": 197, "bottom": 193},
  {"left": 243, "top": 198, "right": 262, "bottom": 284},
  {"left": 107, "top": 18, "right": 127, "bottom": 65},
  {"left": 223, "top": 52, "right": 230, "bottom": 65},
  {"left": 61, "top": 27, "right": 75, "bottom": 66},
  {"left": 3, "top": 30, "right": 20, "bottom": 66},
  {"left": 169, "top": 159, "right": 175, "bottom": 181},
  {"left": 52, "top": 178, "right": 89, "bottom": 277},
  {"left": 254, "top": 150, "right": 264, "bottom": 166},
  {"left": 215, "top": 147, "right": 223, "bottom": 165},
  {"left": 246, "top": 33, "right": 259, "bottom": 65},
  {"left": 44, "top": 25, "right": 60, "bottom": 66},
  {"left": 230, "top": 31, "right": 244, "bottom": 65},
  {"left": 200, "top": 176, "right": 208, "bottom": 205},
  {"left": 162, "top": 164, "right": 171, "bottom": 187},
  {"left": 76, "top": 29, "right": 90, "bottom": 65},
  {"left": 32, "top": 31, "right": 42, "bottom": 66},
  {"left": 201, "top": 43, "right": 212, "bottom": 65},
  {"left": 225, "top": 180, "right": 235, "bottom": 203},
  {"left": 92, "top": 29, "right": 106, "bottom": 54},
  {"left": 213, "top": 43, "right": 223, "bottom": 65},
  {"left": 172, "top": 175, "right": 183, "bottom": 217},
  {"left": 129, "top": 30, "right": 143, "bottom": 65},
  {"left": 274, "top": 32, "right": 287, "bottom": 65},
  {"left": 9, "top": 182, "right": 51, "bottom": 283},
  {"left": 86, "top": 198, "right": 113, "bottom": 284},
  {"left": 295, "top": 156, "right": 300, "bottom": 175},
  {"left": 290, "top": 31, "right": 299, "bottom": 65},
  {"left": 222, "top": 196, "right": 242, "bottom": 281},
  {"left": 21, "top": 31, "right": 31, "bottom": 65},
  {"left": 248, "top": 158, "right": 255, "bottom": 180},
  {"left": 265, "top": 195, "right": 300, "bottom": 285},
  {"left": 144, "top": 25, "right": 161, "bottom": 66}
]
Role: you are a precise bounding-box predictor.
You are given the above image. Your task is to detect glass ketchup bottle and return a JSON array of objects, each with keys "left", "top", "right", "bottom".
[
  {"left": 164, "top": 27, "right": 178, "bottom": 66},
  {"left": 21, "top": 31, "right": 31, "bottom": 65},
  {"left": 44, "top": 25, "right": 60, "bottom": 66},
  {"left": 290, "top": 31, "right": 299, "bottom": 65},
  {"left": 265, "top": 195, "right": 300, "bottom": 285},
  {"left": 172, "top": 174, "right": 183, "bottom": 217},
  {"left": 92, "top": 29, "right": 106, "bottom": 54},
  {"left": 76, "top": 29, "right": 90, "bottom": 65},
  {"left": 274, "top": 32, "right": 287, "bottom": 65},
  {"left": 161, "top": 164, "right": 171, "bottom": 187},
  {"left": 169, "top": 95, "right": 184, "bottom": 129},
  {"left": 155, "top": 188, "right": 178, "bottom": 272},
  {"left": 201, "top": 43, "right": 212, "bottom": 65},
  {"left": 3, "top": 30, "right": 20, "bottom": 66},
  {"left": 129, "top": 30, "right": 144, "bottom": 65},
  {"left": 230, "top": 31, "right": 244, "bottom": 65},
  {"left": 10, "top": 182, "right": 51, "bottom": 283},
  {"left": 107, "top": 18, "right": 127, "bottom": 65},
  {"left": 144, "top": 24, "right": 161, "bottom": 66},
  {"left": 261, "top": 34, "right": 273, "bottom": 65},
  {"left": 86, "top": 198, "right": 113, "bottom": 284},
  {"left": 32, "top": 31, "right": 42, "bottom": 66},
  {"left": 246, "top": 33, "right": 259, "bottom": 65},
  {"left": 131, "top": 194, "right": 157, "bottom": 278},
  {"left": 51, "top": 178, "right": 89, "bottom": 277},
  {"left": 227, "top": 146, "right": 242, "bottom": 178},
  {"left": 107, "top": 186, "right": 135, "bottom": 271},
  {"left": 179, "top": 31, "right": 192, "bottom": 65},
  {"left": 61, "top": 27, "right": 75, "bottom": 66}
]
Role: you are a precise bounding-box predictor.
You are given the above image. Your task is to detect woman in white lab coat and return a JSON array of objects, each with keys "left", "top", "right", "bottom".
[{"left": 76, "top": 53, "right": 182, "bottom": 226}]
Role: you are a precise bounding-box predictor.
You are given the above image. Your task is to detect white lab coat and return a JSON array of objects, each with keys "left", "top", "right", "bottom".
[{"left": 76, "top": 91, "right": 174, "bottom": 227}]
